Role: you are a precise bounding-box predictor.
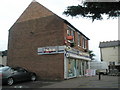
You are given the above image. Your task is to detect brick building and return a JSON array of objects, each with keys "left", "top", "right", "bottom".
[{"left": 7, "top": 1, "right": 91, "bottom": 80}]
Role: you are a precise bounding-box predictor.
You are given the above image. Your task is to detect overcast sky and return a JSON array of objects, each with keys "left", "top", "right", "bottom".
[{"left": 0, "top": 0, "right": 118, "bottom": 61}]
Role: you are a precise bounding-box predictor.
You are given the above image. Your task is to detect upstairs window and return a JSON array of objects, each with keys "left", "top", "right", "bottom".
[
  {"left": 67, "top": 25, "right": 75, "bottom": 42},
  {"left": 67, "top": 30, "right": 71, "bottom": 36},
  {"left": 78, "top": 33, "right": 81, "bottom": 47},
  {"left": 82, "top": 37, "right": 87, "bottom": 49}
]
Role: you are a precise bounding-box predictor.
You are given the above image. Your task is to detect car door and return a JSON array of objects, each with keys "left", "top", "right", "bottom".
[
  {"left": 11, "top": 68, "right": 29, "bottom": 81},
  {"left": 9, "top": 68, "right": 21, "bottom": 81},
  {"left": 18, "top": 69, "right": 30, "bottom": 81}
]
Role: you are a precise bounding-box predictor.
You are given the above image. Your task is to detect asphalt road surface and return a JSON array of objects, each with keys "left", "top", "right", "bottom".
[{"left": 1, "top": 75, "right": 120, "bottom": 89}]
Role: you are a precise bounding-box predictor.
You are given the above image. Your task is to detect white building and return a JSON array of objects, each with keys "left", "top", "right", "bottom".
[{"left": 99, "top": 40, "right": 120, "bottom": 66}]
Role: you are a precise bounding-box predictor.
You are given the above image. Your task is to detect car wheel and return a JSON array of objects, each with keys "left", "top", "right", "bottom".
[
  {"left": 31, "top": 74, "right": 36, "bottom": 81},
  {"left": 7, "top": 77, "right": 14, "bottom": 85}
]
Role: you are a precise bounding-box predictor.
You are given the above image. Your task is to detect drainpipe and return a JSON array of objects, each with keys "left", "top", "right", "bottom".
[{"left": 100, "top": 48, "right": 103, "bottom": 61}]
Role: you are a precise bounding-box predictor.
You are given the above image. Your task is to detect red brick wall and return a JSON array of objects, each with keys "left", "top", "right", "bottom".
[
  {"left": 16, "top": 2, "right": 54, "bottom": 23},
  {"left": 63, "top": 24, "right": 89, "bottom": 52},
  {"left": 7, "top": 15, "right": 65, "bottom": 80}
]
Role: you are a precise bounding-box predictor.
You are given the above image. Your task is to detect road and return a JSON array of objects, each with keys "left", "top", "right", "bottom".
[{"left": 2, "top": 75, "right": 120, "bottom": 89}]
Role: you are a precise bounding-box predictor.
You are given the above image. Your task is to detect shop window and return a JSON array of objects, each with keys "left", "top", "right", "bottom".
[
  {"left": 78, "top": 61, "right": 82, "bottom": 75},
  {"left": 86, "top": 61, "right": 89, "bottom": 69},
  {"left": 68, "top": 59, "right": 76, "bottom": 77}
]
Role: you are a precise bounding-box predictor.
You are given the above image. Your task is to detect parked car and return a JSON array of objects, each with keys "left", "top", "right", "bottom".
[
  {"left": 0, "top": 66, "right": 37, "bottom": 85},
  {"left": 0, "top": 64, "right": 4, "bottom": 67}
]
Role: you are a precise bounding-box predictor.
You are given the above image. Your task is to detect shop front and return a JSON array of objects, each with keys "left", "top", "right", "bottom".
[{"left": 64, "top": 47, "right": 91, "bottom": 79}]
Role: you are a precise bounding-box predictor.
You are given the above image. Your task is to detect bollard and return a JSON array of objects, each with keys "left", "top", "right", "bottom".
[{"left": 99, "top": 72, "right": 101, "bottom": 80}]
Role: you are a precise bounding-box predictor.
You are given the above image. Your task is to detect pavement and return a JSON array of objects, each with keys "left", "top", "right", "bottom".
[
  {"left": 2, "top": 75, "right": 120, "bottom": 89},
  {"left": 41, "top": 75, "right": 119, "bottom": 88}
]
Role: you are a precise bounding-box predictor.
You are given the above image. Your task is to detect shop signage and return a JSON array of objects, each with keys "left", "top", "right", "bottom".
[
  {"left": 65, "top": 46, "right": 90, "bottom": 58},
  {"left": 38, "top": 46, "right": 65, "bottom": 55},
  {"left": 44, "top": 47, "right": 56, "bottom": 53}
]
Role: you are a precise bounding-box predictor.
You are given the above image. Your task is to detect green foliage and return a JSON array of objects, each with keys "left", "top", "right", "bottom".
[
  {"left": 1, "top": 50, "right": 7, "bottom": 57},
  {"left": 63, "top": 2, "right": 120, "bottom": 21},
  {"left": 88, "top": 50, "right": 95, "bottom": 60}
]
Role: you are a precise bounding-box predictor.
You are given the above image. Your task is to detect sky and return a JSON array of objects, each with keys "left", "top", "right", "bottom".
[{"left": 0, "top": 0, "right": 118, "bottom": 61}]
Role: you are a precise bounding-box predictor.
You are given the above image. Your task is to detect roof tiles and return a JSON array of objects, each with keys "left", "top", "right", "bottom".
[{"left": 99, "top": 40, "right": 120, "bottom": 48}]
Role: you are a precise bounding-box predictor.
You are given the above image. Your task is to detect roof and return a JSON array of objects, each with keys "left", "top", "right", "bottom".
[
  {"left": 14, "top": 1, "right": 90, "bottom": 40},
  {"left": 16, "top": 1, "right": 54, "bottom": 23},
  {"left": 99, "top": 40, "right": 120, "bottom": 48}
]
